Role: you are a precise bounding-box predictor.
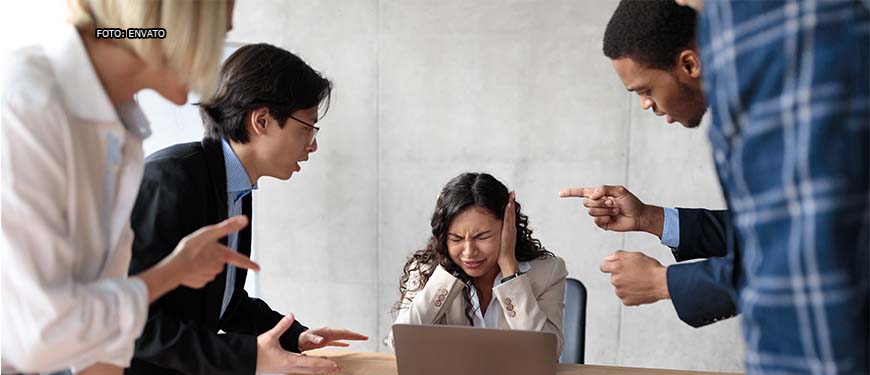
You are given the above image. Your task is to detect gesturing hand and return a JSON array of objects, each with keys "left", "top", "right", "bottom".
[
  {"left": 167, "top": 215, "right": 260, "bottom": 289},
  {"left": 599, "top": 250, "right": 669, "bottom": 306},
  {"left": 256, "top": 314, "right": 340, "bottom": 374},
  {"left": 298, "top": 327, "right": 369, "bottom": 351}
]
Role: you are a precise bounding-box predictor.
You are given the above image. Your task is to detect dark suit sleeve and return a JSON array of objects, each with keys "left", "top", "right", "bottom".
[
  {"left": 667, "top": 256, "right": 739, "bottom": 328},
  {"left": 129, "top": 166, "right": 258, "bottom": 375},
  {"left": 673, "top": 208, "right": 730, "bottom": 261},
  {"left": 220, "top": 288, "right": 309, "bottom": 353},
  {"left": 133, "top": 309, "right": 258, "bottom": 375},
  {"left": 665, "top": 208, "right": 741, "bottom": 327}
]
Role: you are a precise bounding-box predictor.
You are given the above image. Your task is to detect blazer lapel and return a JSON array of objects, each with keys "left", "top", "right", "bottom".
[
  {"left": 447, "top": 286, "right": 469, "bottom": 325},
  {"left": 201, "top": 137, "right": 230, "bottom": 327},
  {"left": 234, "top": 194, "right": 253, "bottom": 292},
  {"left": 201, "top": 137, "right": 229, "bottom": 220}
]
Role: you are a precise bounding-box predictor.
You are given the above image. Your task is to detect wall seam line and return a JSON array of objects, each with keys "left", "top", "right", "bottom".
[
  {"left": 375, "top": 0, "right": 383, "bottom": 352},
  {"left": 617, "top": 93, "right": 633, "bottom": 365}
]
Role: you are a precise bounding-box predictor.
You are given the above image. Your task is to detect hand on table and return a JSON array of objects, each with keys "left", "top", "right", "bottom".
[{"left": 299, "top": 327, "right": 369, "bottom": 351}]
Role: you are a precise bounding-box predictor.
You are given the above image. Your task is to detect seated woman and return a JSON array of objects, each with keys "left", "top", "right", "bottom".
[{"left": 387, "top": 172, "right": 568, "bottom": 356}]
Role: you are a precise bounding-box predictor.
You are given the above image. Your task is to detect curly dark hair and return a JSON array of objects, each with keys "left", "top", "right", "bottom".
[
  {"left": 603, "top": 0, "right": 697, "bottom": 70},
  {"left": 394, "top": 172, "right": 553, "bottom": 325}
]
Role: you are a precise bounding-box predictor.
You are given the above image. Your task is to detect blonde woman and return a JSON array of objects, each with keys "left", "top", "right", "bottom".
[{"left": 0, "top": 1, "right": 272, "bottom": 373}]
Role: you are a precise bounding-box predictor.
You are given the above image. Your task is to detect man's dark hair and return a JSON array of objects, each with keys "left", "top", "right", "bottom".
[
  {"left": 199, "top": 43, "right": 332, "bottom": 143},
  {"left": 603, "top": 0, "right": 697, "bottom": 70}
]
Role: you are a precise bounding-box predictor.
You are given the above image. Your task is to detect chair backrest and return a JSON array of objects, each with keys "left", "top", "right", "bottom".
[{"left": 560, "top": 277, "right": 587, "bottom": 364}]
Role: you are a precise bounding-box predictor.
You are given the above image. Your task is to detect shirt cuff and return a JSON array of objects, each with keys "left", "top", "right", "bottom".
[
  {"left": 70, "top": 277, "right": 149, "bottom": 372},
  {"left": 661, "top": 207, "right": 680, "bottom": 248}
]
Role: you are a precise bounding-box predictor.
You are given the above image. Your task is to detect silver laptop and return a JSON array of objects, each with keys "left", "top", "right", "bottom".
[{"left": 392, "top": 324, "right": 557, "bottom": 375}]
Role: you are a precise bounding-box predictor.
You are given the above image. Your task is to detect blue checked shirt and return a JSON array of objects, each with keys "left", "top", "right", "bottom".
[
  {"left": 697, "top": 1, "right": 869, "bottom": 374},
  {"left": 219, "top": 139, "right": 257, "bottom": 319}
]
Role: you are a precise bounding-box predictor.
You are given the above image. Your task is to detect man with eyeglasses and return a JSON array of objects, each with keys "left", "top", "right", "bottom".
[{"left": 127, "top": 43, "right": 367, "bottom": 375}]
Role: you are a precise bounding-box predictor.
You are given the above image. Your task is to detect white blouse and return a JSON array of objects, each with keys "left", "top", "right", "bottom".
[{"left": 1, "top": 24, "right": 150, "bottom": 373}]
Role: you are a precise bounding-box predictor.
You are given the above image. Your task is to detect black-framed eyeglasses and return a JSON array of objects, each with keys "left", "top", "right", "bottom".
[{"left": 288, "top": 114, "right": 320, "bottom": 145}]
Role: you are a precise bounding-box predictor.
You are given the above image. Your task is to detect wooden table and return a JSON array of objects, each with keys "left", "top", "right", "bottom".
[{"left": 303, "top": 350, "right": 742, "bottom": 375}]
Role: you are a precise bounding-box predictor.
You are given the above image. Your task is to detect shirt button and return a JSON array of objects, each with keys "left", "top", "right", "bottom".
[
  {"left": 505, "top": 304, "right": 514, "bottom": 311},
  {"left": 503, "top": 298, "right": 512, "bottom": 304},
  {"left": 435, "top": 300, "right": 442, "bottom": 307},
  {"left": 507, "top": 311, "right": 516, "bottom": 318},
  {"left": 439, "top": 289, "right": 448, "bottom": 296}
]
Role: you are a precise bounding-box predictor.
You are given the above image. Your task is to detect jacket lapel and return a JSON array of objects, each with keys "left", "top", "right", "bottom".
[
  {"left": 447, "top": 286, "right": 469, "bottom": 325},
  {"left": 235, "top": 194, "right": 253, "bottom": 292},
  {"left": 201, "top": 137, "right": 230, "bottom": 327}
]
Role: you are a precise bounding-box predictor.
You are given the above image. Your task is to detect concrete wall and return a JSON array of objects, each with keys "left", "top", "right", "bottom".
[{"left": 136, "top": 0, "right": 744, "bottom": 372}]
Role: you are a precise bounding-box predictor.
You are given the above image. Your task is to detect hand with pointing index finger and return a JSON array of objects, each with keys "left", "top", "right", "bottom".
[
  {"left": 167, "top": 215, "right": 260, "bottom": 288},
  {"left": 558, "top": 185, "right": 664, "bottom": 237}
]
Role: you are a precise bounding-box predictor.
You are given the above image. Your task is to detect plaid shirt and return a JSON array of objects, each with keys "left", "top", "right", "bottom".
[{"left": 697, "top": 1, "right": 869, "bottom": 374}]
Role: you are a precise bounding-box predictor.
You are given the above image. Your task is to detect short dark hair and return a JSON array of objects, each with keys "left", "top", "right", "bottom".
[
  {"left": 199, "top": 43, "right": 332, "bottom": 143},
  {"left": 603, "top": 0, "right": 697, "bottom": 70}
]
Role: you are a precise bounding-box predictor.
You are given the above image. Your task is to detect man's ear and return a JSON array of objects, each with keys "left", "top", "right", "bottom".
[
  {"left": 677, "top": 49, "right": 702, "bottom": 79},
  {"left": 248, "top": 107, "right": 270, "bottom": 136}
]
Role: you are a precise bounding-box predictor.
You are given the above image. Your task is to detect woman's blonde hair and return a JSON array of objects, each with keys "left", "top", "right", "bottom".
[{"left": 67, "top": 0, "right": 227, "bottom": 98}]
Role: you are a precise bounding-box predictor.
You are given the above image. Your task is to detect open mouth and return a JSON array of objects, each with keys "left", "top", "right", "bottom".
[{"left": 294, "top": 158, "right": 309, "bottom": 172}]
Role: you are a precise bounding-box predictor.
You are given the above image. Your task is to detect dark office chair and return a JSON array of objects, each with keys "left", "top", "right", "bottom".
[{"left": 560, "top": 277, "right": 587, "bottom": 364}]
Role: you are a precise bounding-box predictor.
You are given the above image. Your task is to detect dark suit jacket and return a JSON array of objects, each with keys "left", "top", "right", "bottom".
[
  {"left": 666, "top": 208, "right": 739, "bottom": 328},
  {"left": 127, "top": 138, "right": 307, "bottom": 375}
]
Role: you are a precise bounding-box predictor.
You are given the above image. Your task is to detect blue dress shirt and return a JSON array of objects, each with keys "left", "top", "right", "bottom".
[{"left": 219, "top": 139, "right": 257, "bottom": 318}]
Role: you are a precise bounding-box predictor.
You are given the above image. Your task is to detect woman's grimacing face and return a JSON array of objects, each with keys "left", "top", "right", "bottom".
[{"left": 446, "top": 206, "right": 502, "bottom": 279}]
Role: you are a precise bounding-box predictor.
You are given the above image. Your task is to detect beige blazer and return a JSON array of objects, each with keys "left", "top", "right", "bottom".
[{"left": 387, "top": 256, "right": 568, "bottom": 356}]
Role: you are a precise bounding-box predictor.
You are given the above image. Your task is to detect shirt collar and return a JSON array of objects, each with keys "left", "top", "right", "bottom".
[
  {"left": 700, "top": 108, "right": 711, "bottom": 127},
  {"left": 518, "top": 261, "right": 531, "bottom": 274},
  {"left": 221, "top": 138, "right": 257, "bottom": 193},
  {"left": 468, "top": 261, "right": 532, "bottom": 300},
  {"left": 491, "top": 261, "right": 531, "bottom": 284},
  {"left": 466, "top": 261, "right": 532, "bottom": 325},
  {"left": 43, "top": 24, "right": 151, "bottom": 138}
]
